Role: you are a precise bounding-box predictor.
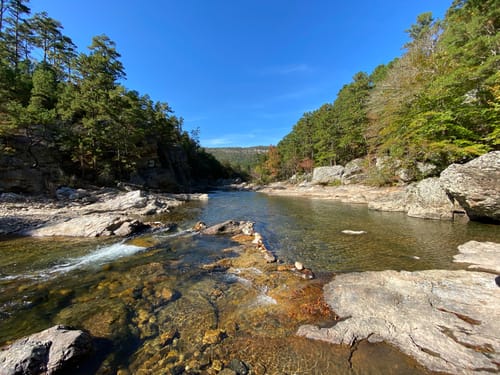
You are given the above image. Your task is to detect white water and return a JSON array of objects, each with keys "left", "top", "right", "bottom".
[
  {"left": 0, "top": 242, "right": 147, "bottom": 281},
  {"left": 48, "top": 242, "right": 147, "bottom": 274}
]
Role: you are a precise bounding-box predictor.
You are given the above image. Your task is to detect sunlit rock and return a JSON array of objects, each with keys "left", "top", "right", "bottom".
[
  {"left": 312, "top": 166, "right": 344, "bottom": 185},
  {"left": 440, "top": 151, "right": 500, "bottom": 222},
  {"left": 0, "top": 325, "right": 92, "bottom": 375},
  {"left": 298, "top": 251, "right": 500, "bottom": 374}
]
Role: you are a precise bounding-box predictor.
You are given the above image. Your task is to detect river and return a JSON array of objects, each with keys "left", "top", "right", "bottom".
[{"left": 1, "top": 191, "right": 499, "bottom": 374}]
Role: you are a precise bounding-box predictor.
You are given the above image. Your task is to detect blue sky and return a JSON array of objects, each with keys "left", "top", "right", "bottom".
[{"left": 30, "top": 1, "right": 452, "bottom": 148}]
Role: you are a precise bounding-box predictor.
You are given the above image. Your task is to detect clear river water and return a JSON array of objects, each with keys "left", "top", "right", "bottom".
[{"left": 1, "top": 191, "right": 499, "bottom": 374}]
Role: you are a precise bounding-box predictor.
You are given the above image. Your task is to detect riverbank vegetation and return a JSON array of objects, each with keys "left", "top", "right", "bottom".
[
  {"left": 257, "top": 0, "right": 499, "bottom": 183},
  {"left": 0, "top": 0, "right": 230, "bottom": 187}
]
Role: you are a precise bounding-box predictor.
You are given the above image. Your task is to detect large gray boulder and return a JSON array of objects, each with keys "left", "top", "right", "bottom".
[
  {"left": 312, "top": 166, "right": 344, "bottom": 185},
  {"left": 0, "top": 325, "right": 93, "bottom": 375},
  {"left": 440, "top": 151, "right": 500, "bottom": 222},
  {"left": 298, "top": 268, "right": 500, "bottom": 374},
  {"left": 405, "top": 177, "right": 455, "bottom": 220},
  {"left": 341, "top": 158, "right": 366, "bottom": 185}
]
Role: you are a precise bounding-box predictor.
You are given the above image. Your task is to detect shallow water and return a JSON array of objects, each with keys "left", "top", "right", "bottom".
[
  {"left": 196, "top": 191, "right": 500, "bottom": 272},
  {"left": 0, "top": 191, "right": 498, "bottom": 374}
]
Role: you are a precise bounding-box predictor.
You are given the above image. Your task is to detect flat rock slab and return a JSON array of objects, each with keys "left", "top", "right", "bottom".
[
  {"left": 25, "top": 215, "right": 149, "bottom": 237},
  {"left": 298, "top": 269, "right": 500, "bottom": 374},
  {"left": 454, "top": 241, "right": 500, "bottom": 273}
]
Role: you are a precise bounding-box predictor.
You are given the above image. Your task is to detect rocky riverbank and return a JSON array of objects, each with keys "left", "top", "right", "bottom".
[
  {"left": 298, "top": 240, "right": 500, "bottom": 374},
  {"left": 0, "top": 221, "right": 342, "bottom": 375},
  {"left": 0, "top": 187, "right": 208, "bottom": 237},
  {"left": 258, "top": 151, "right": 500, "bottom": 223}
]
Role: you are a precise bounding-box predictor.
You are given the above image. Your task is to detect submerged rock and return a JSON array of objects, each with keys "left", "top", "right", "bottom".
[
  {"left": 440, "top": 151, "right": 500, "bottom": 222},
  {"left": 0, "top": 325, "right": 93, "bottom": 375},
  {"left": 298, "top": 241, "right": 500, "bottom": 374}
]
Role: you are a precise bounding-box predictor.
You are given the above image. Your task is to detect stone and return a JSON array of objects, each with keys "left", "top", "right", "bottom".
[
  {"left": 440, "top": 151, "right": 500, "bottom": 222},
  {"left": 454, "top": 241, "right": 500, "bottom": 273},
  {"left": 25, "top": 215, "right": 149, "bottom": 237},
  {"left": 96, "top": 190, "right": 148, "bottom": 211},
  {"left": 294, "top": 261, "right": 304, "bottom": 271},
  {"left": 193, "top": 221, "right": 207, "bottom": 231},
  {"left": 367, "top": 189, "right": 407, "bottom": 212},
  {"left": 55, "top": 187, "right": 90, "bottom": 201},
  {"left": 298, "top": 267, "right": 500, "bottom": 374},
  {"left": 0, "top": 325, "right": 93, "bottom": 375},
  {"left": 202, "top": 329, "right": 226, "bottom": 345},
  {"left": 228, "top": 358, "right": 249, "bottom": 375},
  {"left": 263, "top": 253, "right": 277, "bottom": 263},
  {"left": 405, "top": 177, "right": 455, "bottom": 220},
  {"left": 375, "top": 156, "right": 401, "bottom": 171},
  {"left": 202, "top": 220, "right": 254, "bottom": 236},
  {"left": 312, "top": 166, "right": 344, "bottom": 185},
  {"left": 416, "top": 161, "right": 437, "bottom": 178},
  {"left": 342, "top": 158, "right": 366, "bottom": 185},
  {"left": 299, "top": 268, "right": 315, "bottom": 280}
]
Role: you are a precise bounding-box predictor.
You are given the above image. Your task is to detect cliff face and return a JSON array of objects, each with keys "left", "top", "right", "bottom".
[
  {"left": 0, "top": 136, "right": 67, "bottom": 194},
  {"left": 132, "top": 141, "right": 192, "bottom": 192},
  {"left": 0, "top": 136, "right": 194, "bottom": 194}
]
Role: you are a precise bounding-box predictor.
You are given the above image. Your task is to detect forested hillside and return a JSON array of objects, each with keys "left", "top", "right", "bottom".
[
  {"left": 206, "top": 146, "right": 268, "bottom": 178},
  {"left": 0, "top": 0, "right": 226, "bottom": 191},
  {"left": 262, "top": 0, "right": 499, "bottom": 182}
]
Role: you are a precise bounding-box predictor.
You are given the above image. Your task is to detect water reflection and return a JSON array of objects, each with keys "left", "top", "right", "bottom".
[{"left": 197, "top": 192, "right": 500, "bottom": 272}]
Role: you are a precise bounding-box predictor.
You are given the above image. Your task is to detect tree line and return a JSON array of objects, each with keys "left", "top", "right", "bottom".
[
  {"left": 0, "top": 0, "right": 226, "bottom": 185},
  {"left": 258, "top": 0, "right": 499, "bottom": 182}
]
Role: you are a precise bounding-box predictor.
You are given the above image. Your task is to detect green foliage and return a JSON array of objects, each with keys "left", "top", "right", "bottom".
[
  {"left": 0, "top": 0, "right": 227, "bottom": 186},
  {"left": 276, "top": 71, "right": 371, "bottom": 179},
  {"left": 263, "top": 0, "right": 498, "bottom": 182}
]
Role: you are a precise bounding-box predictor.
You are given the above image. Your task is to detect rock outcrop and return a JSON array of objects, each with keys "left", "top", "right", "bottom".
[
  {"left": 312, "top": 166, "right": 344, "bottom": 185},
  {"left": 1, "top": 189, "right": 207, "bottom": 237},
  {"left": 454, "top": 240, "right": 500, "bottom": 273},
  {"left": 440, "top": 151, "right": 500, "bottom": 223},
  {"left": 0, "top": 325, "right": 93, "bottom": 375},
  {"left": 341, "top": 158, "right": 366, "bottom": 185},
  {"left": 26, "top": 215, "right": 149, "bottom": 237},
  {"left": 298, "top": 241, "right": 500, "bottom": 375},
  {"left": 405, "top": 177, "right": 455, "bottom": 220}
]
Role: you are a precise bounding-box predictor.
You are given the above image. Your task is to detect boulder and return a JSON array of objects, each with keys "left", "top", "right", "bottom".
[
  {"left": 416, "top": 161, "right": 437, "bottom": 178},
  {"left": 298, "top": 268, "right": 500, "bottom": 374},
  {"left": 440, "top": 151, "right": 500, "bottom": 222},
  {"left": 0, "top": 325, "right": 93, "bottom": 375},
  {"left": 202, "top": 220, "right": 254, "bottom": 236},
  {"left": 367, "top": 189, "right": 407, "bottom": 212},
  {"left": 405, "top": 177, "right": 456, "bottom": 220},
  {"left": 341, "top": 158, "right": 366, "bottom": 185},
  {"left": 312, "top": 166, "right": 344, "bottom": 185}
]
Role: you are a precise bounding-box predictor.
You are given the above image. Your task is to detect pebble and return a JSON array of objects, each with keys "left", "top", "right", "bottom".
[
  {"left": 294, "top": 261, "right": 304, "bottom": 271},
  {"left": 229, "top": 358, "right": 249, "bottom": 375}
]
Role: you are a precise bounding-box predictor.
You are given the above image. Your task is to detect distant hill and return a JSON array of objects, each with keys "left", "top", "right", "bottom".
[{"left": 205, "top": 146, "right": 268, "bottom": 172}]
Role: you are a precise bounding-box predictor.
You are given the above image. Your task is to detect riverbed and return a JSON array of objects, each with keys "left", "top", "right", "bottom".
[{"left": 1, "top": 191, "right": 499, "bottom": 374}]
